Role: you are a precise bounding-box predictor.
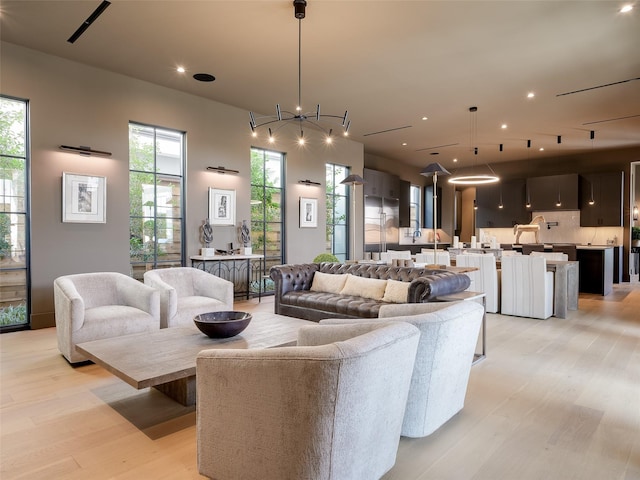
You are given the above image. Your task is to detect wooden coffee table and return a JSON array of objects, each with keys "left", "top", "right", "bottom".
[{"left": 76, "top": 312, "right": 312, "bottom": 406}]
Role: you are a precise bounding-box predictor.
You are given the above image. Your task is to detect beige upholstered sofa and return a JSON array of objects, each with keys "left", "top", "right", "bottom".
[
  {"left": 322, "top": 300, "right": 484, "bottom": 437},
  {"left": 54, "top": 272, "right": 160, "bottom": 363},
  {"left": 144, "top": 267, "right": 233, "bottom": 328},
  {"left": 196, "top": 322, "right": 420, "bottom": 480}
]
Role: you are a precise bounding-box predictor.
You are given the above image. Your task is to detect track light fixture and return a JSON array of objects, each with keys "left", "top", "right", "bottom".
[{"left": 249, "top": 0, "right": 350, "bottom": 145}]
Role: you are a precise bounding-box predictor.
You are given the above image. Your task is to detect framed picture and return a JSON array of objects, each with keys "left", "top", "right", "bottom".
[
  {"left": 62, "top": 172, "right": 106, "bottom": 223},
  {"left": 209, "top": 188, "right": 236, "bottom": 226},
  {"left": 300, "top": 197, "right": 317, "bottom": 228}
]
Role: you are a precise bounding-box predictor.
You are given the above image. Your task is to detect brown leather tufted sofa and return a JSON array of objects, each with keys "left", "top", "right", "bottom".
[{"left": 269, "top": 262, "right": 471, "bottom": 322}]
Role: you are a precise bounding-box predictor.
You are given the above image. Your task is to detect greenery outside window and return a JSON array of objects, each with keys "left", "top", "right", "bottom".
[
  {"left": 129, "top": 123, "right": 185, "bottom": 280},
  {"left": 250, "top": 147, "right": 285, "bottom": 295},
  {"left": 0, "top": 96, "right": 29, "bottom": 330},
  {"left": 325, "top": 164, "right": 349, "bottom": 261}
]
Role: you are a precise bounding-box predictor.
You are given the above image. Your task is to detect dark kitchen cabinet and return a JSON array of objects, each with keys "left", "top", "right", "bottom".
[
  {"left": 579, "top": 172, "right": 623, "bottom": 227},
  {"left": 399, "top": 180, "right": 411, "bottom": 228},
  {"left": 476, "top": 179, "right": 529, "bottom": 228},
  {"left": 363, "top": 168, "right": 400, "bottom": 199},
  {"left": 526, "top": 174, "right": 579, "bottom": 211}
]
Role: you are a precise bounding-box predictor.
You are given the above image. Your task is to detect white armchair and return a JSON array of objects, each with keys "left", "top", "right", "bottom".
[
  {"left": 455, "top": 253, "right": 500, "bottom": 313},
  {"left": 196, "top": 322, "right": 420, "bottom": 480},
  {"left": 501, "top": 255, "right": 554, "bottom": 319},
  {"left": 54, "top": 272, "right": 160, "bottom": 363},
  {"left": 321, "top": 301, "right": 484, "bottom": 438},
  {"left": 144, "top": 267, "right": 233, "bottom": 329}
]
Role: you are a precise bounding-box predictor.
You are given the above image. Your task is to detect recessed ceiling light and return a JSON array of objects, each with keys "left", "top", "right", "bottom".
[
  {"left": 402, "top": 142, "right": 407, "bottom": 146},
  {"left": 453, "top": 158, "right": 458, "bottom": 163},
  {"left": 176, "top": 66, "right": 185, "bottom": 73},
  {"left": 501, "top": 124, "right": 508, "bottom": 129},
  {"left": 539, "top": 147, "right": 545, "bottom": 151},
  {"left": 193, "top": 73, "right": 215, "bottom": 82},
  {"left": 527, "top": 92, "right": 535, "bottom": 99},
  {"left": 421, "top": 116, "right": 428, "bottom": 121},
  {"left": 620, "top": 4, "right": 633, "bottom": 13}
]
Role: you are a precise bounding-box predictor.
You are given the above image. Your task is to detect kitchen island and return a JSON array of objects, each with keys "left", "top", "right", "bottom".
[{"left": 576, "top": 245, "right": 614, "bottom": 295}]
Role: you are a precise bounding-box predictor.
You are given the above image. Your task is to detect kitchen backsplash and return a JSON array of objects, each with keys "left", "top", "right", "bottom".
[{"left": 479, "top": 210, "right": 624, "bottom": 246}]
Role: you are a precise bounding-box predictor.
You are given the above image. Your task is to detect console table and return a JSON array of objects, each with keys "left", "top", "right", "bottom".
[{"left": 191, "top": 254, "right": 264, "bottom": 300}]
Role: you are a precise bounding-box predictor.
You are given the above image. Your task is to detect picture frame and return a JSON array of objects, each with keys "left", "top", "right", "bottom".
[
  {"left": 299, "top": 197, "right": 317, "bottom": 228},
  {"left": 62, "top": 172, "right": 106, "bottom": 223},
  {"left": 209, "top": 187, "right": 236, "bottom": 226}
]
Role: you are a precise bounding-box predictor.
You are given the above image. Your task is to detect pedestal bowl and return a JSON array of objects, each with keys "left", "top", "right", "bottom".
[{"left": 194, "top": 311, "right": 252, "bottom": 338}]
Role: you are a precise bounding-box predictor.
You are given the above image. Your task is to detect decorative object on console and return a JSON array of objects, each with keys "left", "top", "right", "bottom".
[
  {"left": 239, "top": 220, "right": 252, "bottom": 255},
  {"left": 340, "top": 174, "right": 366, "bottom": 260},
  {"left": 62, "top": 172, "right": 106, "bottom": 223},
  {"left": 206, "top": 166, "right": 239, "bottom": 174},
  {"left": 420, "top": 163, "right": 450, "bottom": 266},
  {"left": 208, "top": 187, "right": 235, "bottom": 226},
  {"left": 201, "top": 218, "right": 215, "bottom": 256},
  {"left": 248, "top": 0, "right": 351, "bottom": 145},
  {"left": 299, "top": 197, "right": 318, "bottom": 228}
]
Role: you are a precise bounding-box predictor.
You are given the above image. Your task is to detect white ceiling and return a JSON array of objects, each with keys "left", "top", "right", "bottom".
[{"left": 2, "top": 0, "right": 640, "bottom": 171}]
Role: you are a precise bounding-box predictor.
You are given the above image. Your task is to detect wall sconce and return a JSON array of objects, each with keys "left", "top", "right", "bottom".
[
  {"left": 206, "top": 166, "right": 239, "bottom": 174},
  {"left": 298, "top": 179, "right": 321, "bottom": 186},
  {"left": 634, "top": 204, "right": 639, "bottom": 221},
  {"left": 59, "top": 145, "right": 112, "bottom": 157}
]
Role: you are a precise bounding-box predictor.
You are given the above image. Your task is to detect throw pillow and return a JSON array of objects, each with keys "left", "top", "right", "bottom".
[
  {"left": 310, "top": 271, "right": 348, "bottom": 294},
  {"left": 340, "top": 275, "right": 388, "bottom": 301},
  {"left": 382, "top": 279, "right": 411, "bottom": 303}
]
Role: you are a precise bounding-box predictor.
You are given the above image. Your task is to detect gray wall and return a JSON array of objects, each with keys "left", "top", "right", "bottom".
[{"left": 1, "top": 42, "right": 364, "bottom": 328}]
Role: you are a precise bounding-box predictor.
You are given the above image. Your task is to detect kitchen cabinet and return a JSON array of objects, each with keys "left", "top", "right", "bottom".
[
  {"left": 423, "top": 184, "right": 442, "bottom": 229},
  {"left": 363, "top": 168, "right": 400, "bottom": 199},
  {"left": 399, "top": 180, "right": 411, "bottom": 228},
  {"left": 363, "top": 168, "right": 383, "bottom": 197},
  {"left": 476, "top": 179, "right": 529, "bottom": 227},
  {"left": 526, "top": 174, "right": 578, "bottom": 211},
  {"left": 579, "top": 172, "right": 623, "bottom": 227}
]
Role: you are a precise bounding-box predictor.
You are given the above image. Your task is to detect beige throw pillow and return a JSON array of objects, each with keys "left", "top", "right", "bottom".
[
  {"left": 340, "top": 275, "right": 388, "bottom": 301},
  {"left": 382, "top": 279, "right": 411, "bottom": 303},
  {"left": 310, "top": 271, "right": 348, "bottom": 294}
]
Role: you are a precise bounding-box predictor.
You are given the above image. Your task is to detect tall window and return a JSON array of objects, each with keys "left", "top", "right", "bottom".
[
  {"left": 250, "top": 147, "right": 285, "bottom": 293},
  {"left": 0, "top": 96, "right": 29, "bottom": 330},
  {"left": 325, "top": 164, "right": 348, "bottom": 261},
  {"left": 129, "top": 123, "right": 185, "bottom": 280},
  {"left": 410, "top": 184, "right": 421, "bottom": 231}
]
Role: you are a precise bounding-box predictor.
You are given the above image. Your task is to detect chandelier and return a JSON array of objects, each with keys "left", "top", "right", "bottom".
[
  {"left": 249, "top": 0, "right": 350, "bottom": 145},
  {"left": 448, "top": 106, "right": 499, "bottom": 185}
]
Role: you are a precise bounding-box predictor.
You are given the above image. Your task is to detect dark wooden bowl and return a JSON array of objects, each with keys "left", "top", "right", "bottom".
[{"left": 194, "top": 311, "right": 252, "bottom": 338}]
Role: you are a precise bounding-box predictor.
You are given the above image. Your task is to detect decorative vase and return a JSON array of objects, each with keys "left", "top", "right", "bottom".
[
  {"left": 243, "top": 246, "right": 252, "bottom": 255},
  {"left": 201, "top": 248, "right": 216, "bottom": 256}
]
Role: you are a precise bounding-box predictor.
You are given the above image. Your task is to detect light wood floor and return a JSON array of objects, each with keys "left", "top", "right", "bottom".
[{"left": 1, "top": 286, "right": 639, "bottom": 479}]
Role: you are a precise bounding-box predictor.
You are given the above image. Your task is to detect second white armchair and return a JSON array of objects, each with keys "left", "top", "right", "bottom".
[{"left": 144, "top": 267, "right": 234, "bottom": 328}]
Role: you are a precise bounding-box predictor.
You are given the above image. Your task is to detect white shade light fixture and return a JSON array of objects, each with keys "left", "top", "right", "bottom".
[
  {"left": 340, "top": 174, "right": 366, "bottom": 260},
  {"left": 448, "top": 107, "right": 499, "bottom": 185},
  {"left": 248, "top": 0, "right": 350, "bottom": 145},
  {"left": 421, "top": 162, "right": 450, "bottom": 266}
]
